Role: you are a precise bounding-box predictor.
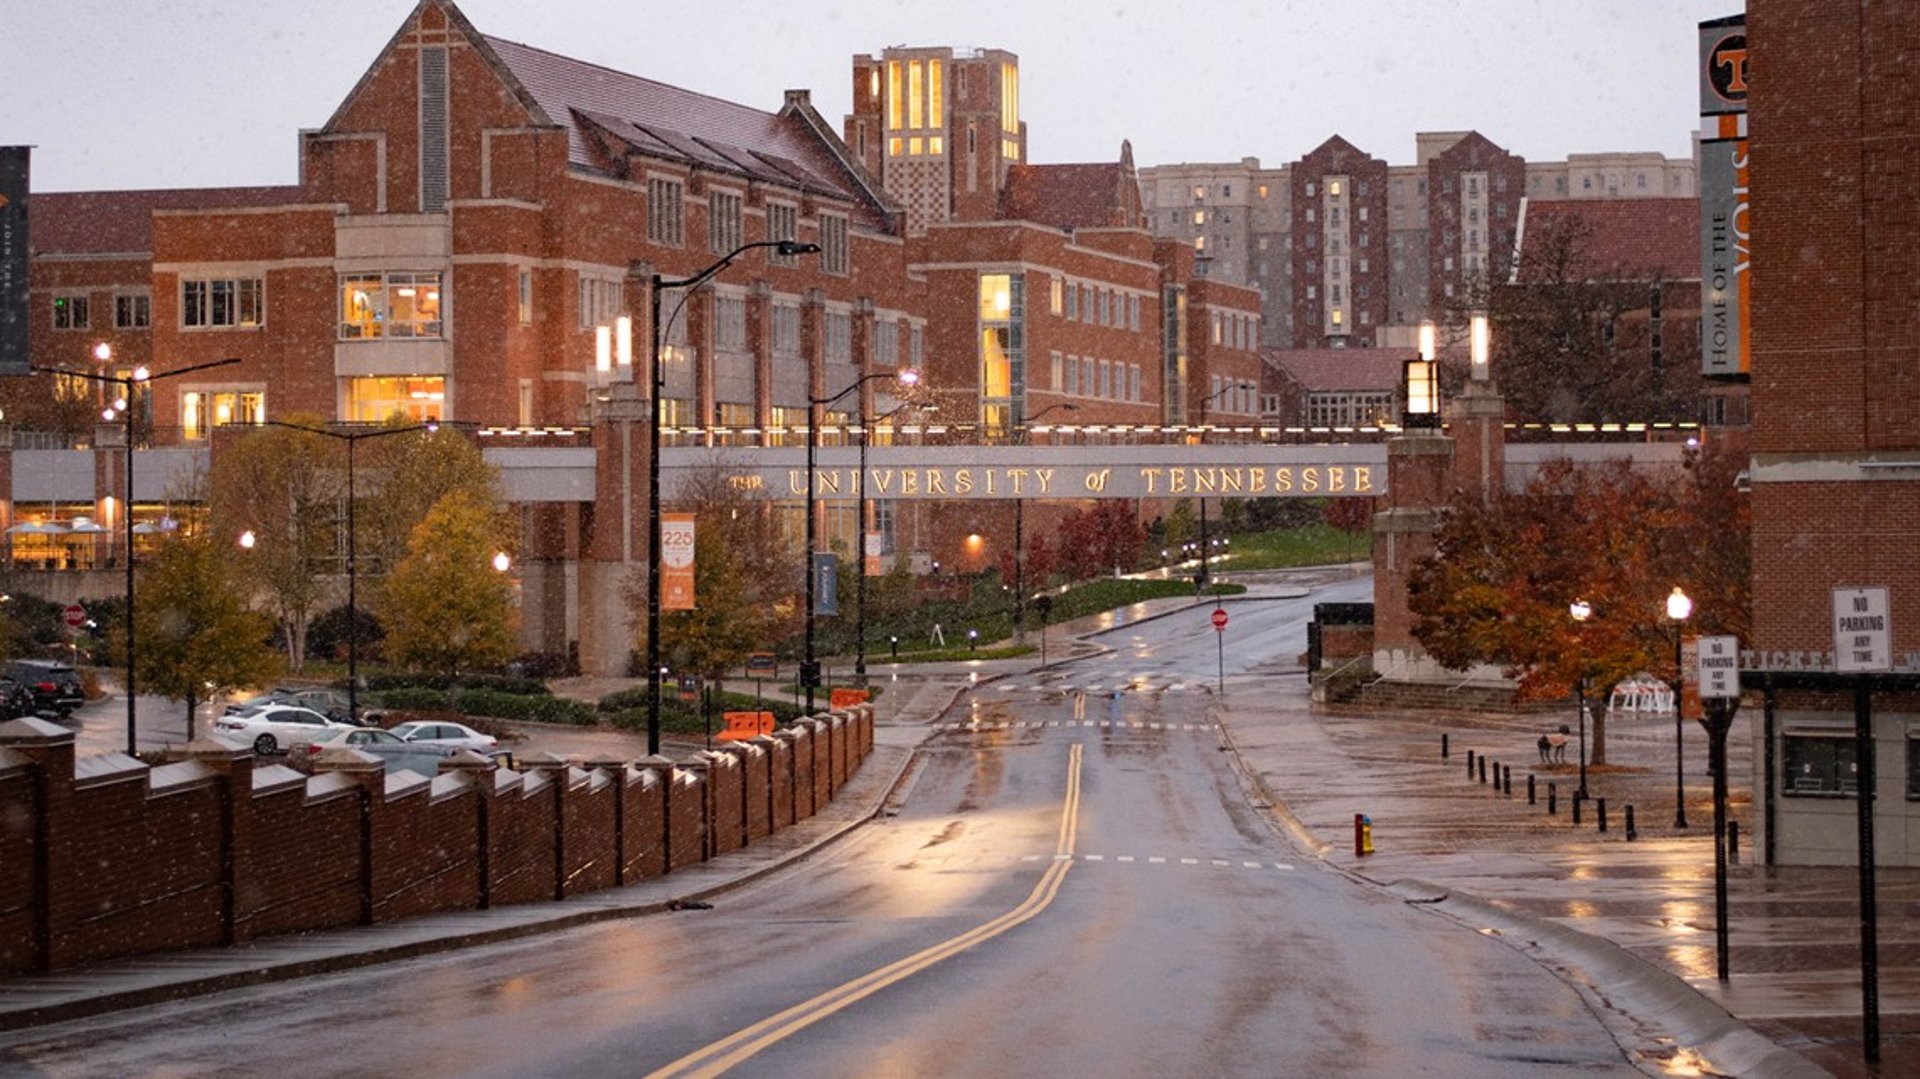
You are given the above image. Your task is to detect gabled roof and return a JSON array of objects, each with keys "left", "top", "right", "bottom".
[
  {"left": 1516, "top": 197, "right": 1700, "bottom": 282},
  {"left": 480, "top": 34, "right": 886, "bottom": 224},
  {"left": 1263, "top": 348, "right": 1407, "bottom": 394},
  {"left": 32, "top": 187, "right": 298, "bottom": 256}
]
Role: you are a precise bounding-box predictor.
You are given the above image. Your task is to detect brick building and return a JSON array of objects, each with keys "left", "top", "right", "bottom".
[
  {"left": 1139, "top": 137, "right": 1696, "bottom": 354},
  {"left": 11, "top": 2, "right": 1259, "bottom": 673},
  {"left": 1745, "top": 1, "right": 1920, "bottom": 865}
]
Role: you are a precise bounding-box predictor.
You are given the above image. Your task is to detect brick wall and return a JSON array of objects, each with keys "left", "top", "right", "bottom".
[{"left": 0, "top": 706, "right": 874, "bottom": 975}]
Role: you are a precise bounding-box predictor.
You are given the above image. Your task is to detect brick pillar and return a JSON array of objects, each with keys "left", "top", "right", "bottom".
[
  {"left": 0, "top": 718, "right": 76, "bottom": 971},
  {"left": 184, "top": 737, "right": 257, "bottom": 947},
  {"left": 1371, "top": 431, "right": 1454, "bottom": 680},
  {"left": 520, "top": 751, "right": 570, "bottom": 900},
  {"left": 583, "top": 754, "right": 628, "bottom": 884},
  {"left": 1449, "top": 379, "right": 1506, "bottom": 505},
  {"left": 439, "top": 751, "right": 497, "bottom": 908},
  {"left": 309, "top": 746, "right": 384, "bottom": 925}
]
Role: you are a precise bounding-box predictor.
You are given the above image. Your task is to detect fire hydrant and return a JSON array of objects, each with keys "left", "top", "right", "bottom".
[{"left": 1354, "top": 813, "right": 1374, "bottom": 856}]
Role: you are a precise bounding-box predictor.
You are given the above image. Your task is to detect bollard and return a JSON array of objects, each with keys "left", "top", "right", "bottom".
[
  {"left": 1528, "top": 773, "right": 1537, "bottom": 805},
  {"left": 1548, "top": 783, "right": 1557, "bottom": 815},
  {"left": 1467, "top": 749, "right": 1476, "bottom": 781},
  {"left": 1479, "top": 756, "right": 1488, "bottom": 785},
  {"left": 1441, "top": 733, "right": 1449, "bottom": 759},
  {"left": 1354, "top": 813, "right": 1374, "bottom": 856},
  {"left": 1503, "top": 765, "right": 1513, "bottom": 797},
  {"left": 1597, "top": 797, "right": 1608, "bottom": 833},
  {"left": 1728, "top": 819, "right": 1740, "bottom": 863},
  {"left": 1625, "top": 804, "right": 1638, "bottom": 841},
  {"left": 1572, "top": 790, "right": 1582, "bottom": 825}
]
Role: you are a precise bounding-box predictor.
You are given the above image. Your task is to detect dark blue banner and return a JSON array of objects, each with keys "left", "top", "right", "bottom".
[
  {"left": 813, "top": 551, "right": 839, "bottom": 616},
  {"left": 0, "top": 147, "right": 27, "bottom": 376}
]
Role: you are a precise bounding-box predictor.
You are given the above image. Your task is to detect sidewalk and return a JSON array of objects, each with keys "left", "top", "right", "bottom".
[{"left": 5, "top": 579, "right": 1909, "bottom": 1078}]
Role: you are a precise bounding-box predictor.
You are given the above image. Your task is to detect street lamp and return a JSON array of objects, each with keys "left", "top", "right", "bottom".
[
  {"left": 1666, "top": 585, "right": 1693, "bottom": 828},
  {"left": 34, "top": 351, "right": 239, "bottom": 755},
  {"left": 1014, "top": 402, "right": 1079, "bottom": 639},
  {"left": 1569, "top": 599, "right": 1592, "bottom": 798},
  {"left": 1194, "top": 383, "right": 1235, "bottom": 596},
  {"left": 262, "top": 420, "right": 439, "bottom": 724},
  {"left": 854, "top": 399, "right": 931, "bottom": 686},
  {"left": 647, "top": 239, "right": 819, "bottom": 754},
  {"left": 806, "top": 367, "right": 918, "bottom": 714},
  {"left": 1403, "top": 323, "right": 1441, "bottom": 430}
]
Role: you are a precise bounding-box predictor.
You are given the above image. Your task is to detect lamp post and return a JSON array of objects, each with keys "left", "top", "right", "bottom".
[
  {"left": 263, "top": 420, "right": 438, "bottom": 724},
  {"left": 854, "top": 400, "right": 930, "bottom": 686},
  {"left": 647, "top": 239, "right": 819, "bottom": 754},
  {"left": 1194, "top": 384, "right": 1234, "bottom": 596},
  {"left": 1666, "top": 585, "right": 1693, "bottom": 828},
  {"left": 806, "top": 368, "right": 917, "bottom": 714},
  {"left": 35, "top": 351, "right": 239, "bottom": 755},
  {"left": 1014, "top": 403, "right": 1079, "bottom": 639},
  {"left": 1569, "top": 599, "right": 1592, "bottom": 798}
]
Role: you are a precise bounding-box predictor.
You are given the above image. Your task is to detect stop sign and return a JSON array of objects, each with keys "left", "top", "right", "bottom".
[
  {"left": 1211, "top": 608, "right": 1229, "bottom": 631},
  {"left": 62, "top": 604, "right": 86, "bottom": 630}
]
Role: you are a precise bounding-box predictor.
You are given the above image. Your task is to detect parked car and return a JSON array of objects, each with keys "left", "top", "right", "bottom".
[
  {"left": 300, "top": 726, "right": 464, "bottom": 776},
  {"left": 214, "top": 703, "right": 356, "bottom": 755},
  {"left": 388, "top": 719, "right": 503, "bottom": 758},
  {"left": 224, "top": 686, "right": 370, "bottom": 725},
  {"left": 0, "top": 675, "right": 37, "bottom": 720},
  {"left": 4, "top": 659, "right": 85, "bottom": 717}
]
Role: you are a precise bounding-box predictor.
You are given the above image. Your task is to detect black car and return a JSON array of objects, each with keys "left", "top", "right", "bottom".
[{"left": 4, "top": 659, "right": 86, "bottom": 717}]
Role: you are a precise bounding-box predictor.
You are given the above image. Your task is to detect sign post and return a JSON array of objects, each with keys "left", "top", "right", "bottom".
[
  {"left": 1833, "top": 586, "right": 1889, "bottom": 1064},
  {"left": 61, "top": 604, "right": 86, "bottom": 632},
  {"left": 1697, "top": 634, "right": 1741, "bottom": 982},
  {"left": 1211, "top": 607, "right": 1228, "bottom": 695}
]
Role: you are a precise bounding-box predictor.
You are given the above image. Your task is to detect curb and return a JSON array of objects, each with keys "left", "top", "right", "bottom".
[{"left": 1381, "top": 880, "right": 1832, "bottom": 1079}]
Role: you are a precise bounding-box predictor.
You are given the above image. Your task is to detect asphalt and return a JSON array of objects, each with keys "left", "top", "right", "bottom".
[{"left": 3, "top": 576, "right": 1913, "bottom": 1078}]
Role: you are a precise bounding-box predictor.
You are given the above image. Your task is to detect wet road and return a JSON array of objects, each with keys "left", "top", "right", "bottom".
[{"left": 3, "top": 580, "right": 1644, "bottom": 1077}]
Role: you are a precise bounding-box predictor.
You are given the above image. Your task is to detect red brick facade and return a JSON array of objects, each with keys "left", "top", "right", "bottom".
[{"left": 0, "top": 708, "right": 871, "bottom": 975}]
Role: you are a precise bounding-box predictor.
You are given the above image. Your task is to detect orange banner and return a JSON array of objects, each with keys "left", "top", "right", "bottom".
[{"left": 662, "top": 513, "right": 695, "bottom": 610}]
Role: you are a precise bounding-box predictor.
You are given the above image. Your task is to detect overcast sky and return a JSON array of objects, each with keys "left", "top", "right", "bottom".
[{"left": 4, "top": 0, "right": 1739, "bottom": 193}]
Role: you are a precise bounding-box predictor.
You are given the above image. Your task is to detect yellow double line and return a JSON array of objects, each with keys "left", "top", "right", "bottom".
[{"left": 649, "top": 743, "right": 1085, "bottom": 1079}]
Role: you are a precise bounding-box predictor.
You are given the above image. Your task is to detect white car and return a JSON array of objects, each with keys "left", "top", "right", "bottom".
[
  {"left": 389, "top": 719, "right": 503, "bottom": 758},
  {"left": 214, "top": 703, "right": 356, "bottom": 756}
]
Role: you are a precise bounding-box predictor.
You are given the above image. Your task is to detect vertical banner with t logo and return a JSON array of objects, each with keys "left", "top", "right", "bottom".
[
  {"left": 864, "top": 531, "right": 884, "bottom": 576},
  {"left": 0, "top": 147, "right": 29, "bottom": 376},
  {"left": 813, "top": 551, "right": 839, "bottom": 615},
  {"left": 661, "top": 513, "right": 696, "bottom": 610}
]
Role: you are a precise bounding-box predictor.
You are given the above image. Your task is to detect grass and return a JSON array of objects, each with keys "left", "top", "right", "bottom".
[{"left": 1213, "top": 523, "right": 1370, "bottom": 571}]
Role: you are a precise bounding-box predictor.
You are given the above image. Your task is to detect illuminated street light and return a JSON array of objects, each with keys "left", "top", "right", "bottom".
[
  {"left": 1569, "top": 599, "right": 1592, "bottom": 798},
  {"left": 1666, "top": 585, "right": 1694, "bottom": 829},
  {"left": 34, "top": 350, "right": 240, "bottom": 755},
  {"left": 648, "top": 239, "right": 820, "bottom": 753}
]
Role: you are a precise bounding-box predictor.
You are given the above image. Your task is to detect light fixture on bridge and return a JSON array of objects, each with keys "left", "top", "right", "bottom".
[
  {"left": 1403, "top": 356, "right": 1440, "bottom": 430},
  {"left": 1470, "top": 312, "right": 1491, "bottom": 382}
]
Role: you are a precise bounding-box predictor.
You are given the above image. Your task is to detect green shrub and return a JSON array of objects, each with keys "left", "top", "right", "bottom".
[
  {"left": 376, "top": 686, "right": 449, "bottom": 711},
  {"left": 363, "top": 672, "right": 550, "bottom": 697}
]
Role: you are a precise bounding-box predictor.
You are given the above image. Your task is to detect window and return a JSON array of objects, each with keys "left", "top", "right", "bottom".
[
  {"left": 51, "top": 294, "right": 89, "bottom": 330},
  {"left": 1050, "top": 276, "right": 1063, "bottom": 316},
  {"left": 577, "top": 276, "right": 621, "bottom": 330},
  {"left": 345, "top": 376, "right": 444, "bottom": 423},
  {"left": 517, "top": 270, "right": 532, "bottom": 325},
  {"left": 714, "top": 294, "right": 747, "bottom": 351},
  {"left": 910, "top": 323, "right": 924, "bottom": 367},
  {"left": 820, "top": 213, "right": 849, "bottom": 275},
  {"left": 113, "top": 293, "right": 150, "bottom": 330},
  {"left": 767, "top": 203, "right": 798, "bottom": 264},
  {"left": 1129, "top": 363, "right": 1141, "bottom": 401},
  {"left": 773, "top": 302, "right": 802, "bottom": 356},
  {"left": 873, "top": 318, "right": 901, "bottom": 367},
  {"left": 340, "top": 272, "right": 441, "bottom": 339},
  {"left": 648, "top": 177, "right": 684, "bottom": 246},
  {"left": 1128, "top": 294, "right": 1140, "bottom": 331},
  {"left": 1065, "top": 280, "right": 1078, "bottom": 321},
  {"left": 825, "top": 311, "right": 852, "bottom": 364},
  {"left": 1098, "top": 359, "right": 1111, "bottom": 398},
  {"left": 710, "top": 190, "right": 743, "bottom": 254},
  {"left": 1194, "top": 236, "right": 1206, "bottom": 252},
  {"left": 1222, "top": 184, "right": 1231, "bottom": 198},
  {"left": 181, "top": 388, "right": 266, "bottom": 440},
  {"left": 1050, "top": 350, "right": 1063, "bottom": 391},
  {"left": 182, "top": 277, "right": 264, "bottom": 329},
  {"left": 1065, "top": 354, "right": 1079, "bottom": 395},
  {"left": 1785, "top": 733, "right": 1859, "bottom": 795},
  {"left": 1257, "top": 184, "right": 1268, "bottom": 199},
  {"left": 1193, "top": 210, "right": 1206, "bottom": 225}
]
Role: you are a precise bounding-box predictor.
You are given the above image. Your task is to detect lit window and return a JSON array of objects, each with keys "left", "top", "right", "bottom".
[
  {"left": 929, "top": 59, "right": 944, "bottom": 127},
  {"left": 888, "top": 137, "right": 903, "bottom": 157},
  {"left": 1328, "top": 180, "right": 1341, "bottom": 196},
  {"left": 909, "top": 137, "right": 923, "bottom": 155},
  {"left": 1194, "top": 236, "right": 1206, "bottom": 251},
  {"left": 340, "top": 272, "right": 441, "bottom": 339},
  {"left": 518, "top": 270, "right": 532, "bottom": 325},
  {"left": 1050, "top": 276, "right": 1063, "bottom": 316},
  {"left": 345, "top": 376, "right": 445, "bottom": 424},
  {"left": 1331, "top": 309, "right": 1343, "bottom": 325},
  {"left": 1193, "top": 210, "right": 1206, "bottom": 225},
  {"left": 181, "top": 388, "right": 267, "bottom": 440},
  {"left": 1257, "top": 184, "right": 1268, "bottom": 199},
  {"left": 928, "top": 137, "right": 944, "bottom": 155}
]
